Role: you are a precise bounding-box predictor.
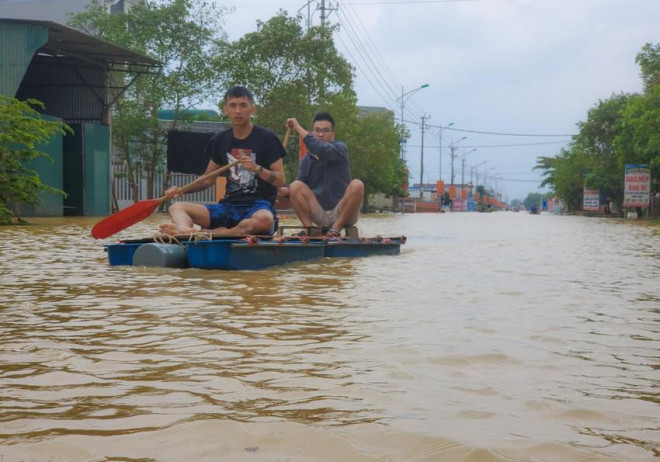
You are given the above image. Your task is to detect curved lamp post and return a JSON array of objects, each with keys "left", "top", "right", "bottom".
[
  {"left": 438, "top": 122, "right": 454, "bottom": 182},
  {"left": 471, "top": 160, "right": 487, "bottom": 185},
  {"left": 396, "top": 84, "right": 429, "bottom": 160},
  {"left": 449, "top": 136, "right": 467, "bottom": 185},
  {"left": 461, "top": 148, "right": 477, "bottom": 186}
]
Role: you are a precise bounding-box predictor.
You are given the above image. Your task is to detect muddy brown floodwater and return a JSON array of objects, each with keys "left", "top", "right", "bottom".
[{"left": 1, "top": 212, "right": 659, "bottom": 461}]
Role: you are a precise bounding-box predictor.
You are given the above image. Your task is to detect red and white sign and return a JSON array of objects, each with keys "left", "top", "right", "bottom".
[
  {"left": 624, "top": 164, "right": 651, "bottom": 208},
  {"left": 583, "top": 189, "right": 600, "bottom": 211}
]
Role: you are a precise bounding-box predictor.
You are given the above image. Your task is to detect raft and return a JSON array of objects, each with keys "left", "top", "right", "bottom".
[{"left": 105, "top": 234, "right": 406, "bottom": 270}]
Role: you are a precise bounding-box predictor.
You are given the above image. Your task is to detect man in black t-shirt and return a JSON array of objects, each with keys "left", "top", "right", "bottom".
[{"left": 159, "top": 86, "right": 286, "bottom": 236}]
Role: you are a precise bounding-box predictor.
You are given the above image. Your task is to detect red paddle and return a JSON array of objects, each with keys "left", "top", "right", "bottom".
[{"left": 91, "top": 159, "right": 240, "bottom": 239}]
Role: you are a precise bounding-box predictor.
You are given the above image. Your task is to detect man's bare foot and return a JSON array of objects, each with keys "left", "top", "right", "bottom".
[{"left": 158, "top": 223, "right": 194, "bottom": 235}]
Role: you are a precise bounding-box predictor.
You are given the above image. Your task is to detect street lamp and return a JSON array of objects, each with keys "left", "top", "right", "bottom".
[
  {"left": 438, "top": 122, "right": 454, "bottom": 182},
  {"left": 396, "top": 84, "right": 429, "bottom": 160},
  {"left": 461, "top": 148, "right": 477, "bottom": 187},
  {"left": 449, "top": 136, "right": 467, "bottom": 185},
  {"left": 471, "top": 160, "right": 487, "bottom": 185},
  {"left": 420, "top": 114, "right": 430, "bottom": 200},
  {"left": 483, "top": 167, "right": 496, "bottom": 191}
]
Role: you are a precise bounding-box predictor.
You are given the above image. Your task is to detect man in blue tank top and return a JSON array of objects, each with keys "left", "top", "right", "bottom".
[
  {"left": 286, "top": 112, "right": 364, "bottom": 238},
  {"left": 159, "top": 86, "right": 287, "bottom": 236}
]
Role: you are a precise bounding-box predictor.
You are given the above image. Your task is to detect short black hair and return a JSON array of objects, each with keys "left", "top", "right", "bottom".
[
  {"left": 313, "top": 112, "right": 335, "bottom": 129},
  {"left": 224, "top": 86, "right": 254, "bottom": 104}
]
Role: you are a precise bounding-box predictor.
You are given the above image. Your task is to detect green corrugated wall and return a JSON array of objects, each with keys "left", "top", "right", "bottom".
[
  {"left": 63, "top": 124, "right": 110, "bottom": 217},
  {"left": 83, "top": 124, "right": 110, "bottom": 217},
  {"left": 13, "top": 115, "right": 64, "bottom": 217},
  {"left": 0, "top": 22, "right": 48, "bottom": 97}
]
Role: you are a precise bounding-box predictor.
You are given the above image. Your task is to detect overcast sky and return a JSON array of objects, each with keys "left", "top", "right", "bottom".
[{"left": 214, "top": 0, "right": 659, "bottom": 201}]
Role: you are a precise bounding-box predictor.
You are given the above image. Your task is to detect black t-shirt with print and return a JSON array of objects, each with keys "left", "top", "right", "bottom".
[{"left": 204, "top": 125, "right": 286, "bottom": 205}]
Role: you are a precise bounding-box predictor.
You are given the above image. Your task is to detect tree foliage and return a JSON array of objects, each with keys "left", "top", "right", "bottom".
[
  {"left": 218, "top": 12, "right": 406, "bottom": 199},
  {"left": 522, "top": 192, "right": 545, "bottom": 211},
  {"left": 615, "top": 86, "right": 660, "bottom": 181},
  {"left": 69, "top": 6, "right": 407, "bottom": 205},
  {"left": 0, "top": 97, "right": 71, "bottom": 224},
  {"left": 345, "top": 110, "right": 406, "bottom": 202},
  {"left": 635, "top": 42, "right": 660, "bottom": 91},
  {"left": 535, "top": 42, "right": 660, "bottom": 211},
  {"left": 69, "top": 0, "right": 228, "bottom": 200}
]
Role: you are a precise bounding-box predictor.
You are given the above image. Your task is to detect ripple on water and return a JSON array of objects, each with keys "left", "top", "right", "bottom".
[{"left": 1, "top": 214, "right": 659, "bottom": 461}]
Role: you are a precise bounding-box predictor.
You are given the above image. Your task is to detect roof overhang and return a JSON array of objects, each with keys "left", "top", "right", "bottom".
[{"left": 0, "top": 18, "right": 160, "bottom": 70}]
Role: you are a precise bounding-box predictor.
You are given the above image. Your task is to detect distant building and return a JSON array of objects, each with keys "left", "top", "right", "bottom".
[{"left": 358, "top": 106, "right": 393, "bottom": 117}]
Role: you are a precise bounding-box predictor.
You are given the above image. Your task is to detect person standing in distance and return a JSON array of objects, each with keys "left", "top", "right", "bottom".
[
  {"left": 286, "top": 112, "right": 364, "bottom": 237},
  {"left": 159, "top": 86, "right": 286, "bottom": 236}
]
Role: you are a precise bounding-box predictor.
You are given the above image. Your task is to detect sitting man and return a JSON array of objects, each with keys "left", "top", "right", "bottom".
[
  {"left": 286, "top": 112, "right": 364, "bottom": 238},
  {"left": 159, "top": 86, "right": 286, "bottom": 236}
]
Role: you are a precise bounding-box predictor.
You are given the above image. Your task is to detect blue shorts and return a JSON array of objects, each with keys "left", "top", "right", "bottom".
[{"left": 205, "top": 199, "right": 277, "bottom": 234}]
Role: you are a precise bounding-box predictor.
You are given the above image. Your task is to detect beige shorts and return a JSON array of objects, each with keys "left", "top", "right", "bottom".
[{"left": 311, "top": 200, "right": 359, "bottom": 228}]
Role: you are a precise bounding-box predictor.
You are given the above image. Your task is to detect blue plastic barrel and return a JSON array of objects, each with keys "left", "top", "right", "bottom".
[{"left": 132, "top": 243, "right": 189, "bottom": 268}]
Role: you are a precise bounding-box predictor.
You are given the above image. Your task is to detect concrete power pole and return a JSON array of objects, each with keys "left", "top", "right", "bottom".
[
  {"left": 420, "top": 115, "right": 430, "bottom": 200},
  {"left": 318, "top": 0, "right": 338, "bottom": 27},
  {"left": 450, "top": 145, "right": 456, "bottom": 186}
]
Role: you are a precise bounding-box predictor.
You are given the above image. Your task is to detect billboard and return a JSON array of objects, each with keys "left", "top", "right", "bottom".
[
  {"left": 624, "top": 164, "right": 651, "bottom": 208},
  {"left": 583, "top": 189, "right": 600, "bottom": 211}
]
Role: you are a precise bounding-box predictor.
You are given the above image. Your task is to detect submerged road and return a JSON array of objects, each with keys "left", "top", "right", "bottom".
[{"left": 1, "top": 212, "right": 659, "bottom": 461}]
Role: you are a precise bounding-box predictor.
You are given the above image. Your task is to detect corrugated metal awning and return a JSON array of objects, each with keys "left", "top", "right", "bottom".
[{"left": 0, "top": 18, "right": 160, "bottom": 69}]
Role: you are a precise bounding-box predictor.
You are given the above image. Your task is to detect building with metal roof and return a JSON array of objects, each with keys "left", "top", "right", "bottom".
[{"left": 1, "top": 18, "right": 159, "bottom": 218}]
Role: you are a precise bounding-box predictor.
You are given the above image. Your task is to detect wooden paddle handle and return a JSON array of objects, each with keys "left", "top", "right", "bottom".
[
  {"left": 165, "top": 159, "right": 240, "bottom": 201},
  {"left": 283, "top": 126, "right": 291, "bottom": 149}
]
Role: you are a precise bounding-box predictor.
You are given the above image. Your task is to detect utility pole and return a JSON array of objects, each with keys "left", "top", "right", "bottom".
[
  {"left": 299, "top": 0, "right": 337, "bottom": 29},
  {"left": 450, "top": 145, "right": 456, "bottom": 186},
  {"left": 420, "top": 115, "right": 429, "bottom": 200},
  {"left": 319, "top": 0, "right": 338, "bottom": 27},
  {"left": 449, "top": 136, "right": 467, "bottom": 187},
  {"left": 298, "top": 0, "right": 313, "bottom": 29},
  {"left": 438, "top": 131, "right": 442, "bottom": 183},
  {"left": 397, "top": 84, "right": 429, "bottom": 161},
  {"left": 400, "top": 87, "right": 405, "bottom": 160},
  {"left": 438, "top": 123, "right": 454, "bottom": 183}
]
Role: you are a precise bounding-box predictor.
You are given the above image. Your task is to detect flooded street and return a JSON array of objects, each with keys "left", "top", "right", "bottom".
[{"left": 1, "top": 212, "right": 659, "bottom": 461}]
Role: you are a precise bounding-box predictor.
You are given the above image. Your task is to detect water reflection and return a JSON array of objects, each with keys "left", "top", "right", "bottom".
[{"left": 1, "top": 214, "right": 660, "bottom": 461}]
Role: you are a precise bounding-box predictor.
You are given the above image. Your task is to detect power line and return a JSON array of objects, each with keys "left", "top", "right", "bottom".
[
  {"left": 338, "top": 1, "right": 401, "bottom": 97},
  {"left": 225, "top": 0, "right": 481, "bottom": 7},
  {"left": 496, "top": 177, "right": 544, "bottom": 183},
  {"left": 348, "top": 0, "right": 483, "bottom": 3},
  {"left": 407, "top": 140, "right": 571, "bottom": 149},
  {"left": 430, "top": 124, "right": 577, "bottom": 137},
  {"left": 336, "top": 1, "right": 428, "bottom": 123},
  {"left": 335, "top": 5, "right": 399, "bottom": 110},
  {"left": 334, "top": 29, "right": 397, "bottom": 112}
]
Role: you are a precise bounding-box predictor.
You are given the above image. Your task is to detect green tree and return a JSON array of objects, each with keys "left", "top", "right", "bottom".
[
  {"left": 345, "top": 110, "right": 406, "bottom": 209},
  {"left": 0, "top": 97, "right": 71, "bottom": 224},
  {"left": 536, "top": 147, "right": 591, "bottom": 212},
  {"left": 573, "top": 93, "right": 631, "bottom": 204},
  {"left": 536, "top": 43, "right": 660, "bottom": 210},
  {"left": 635, "top": 42, "right": 660, "bottom": 91},
  {"left": 69, "top": 0, "right": 228, "bottom": 201},
  {"left": 218, "top": 12, "right": 357, "bottom": 181},
  {"left": 218, "top": 12, "right": 354, "bottom": 112},
  {"left": 616, "top": 46, "right": 660, "bottom": 193},
  {"left": 218, "top": 12, "right": 406, "bottom": 201},
  {"left": 522, "top": 192, "right": 545, "bottom": 211}
]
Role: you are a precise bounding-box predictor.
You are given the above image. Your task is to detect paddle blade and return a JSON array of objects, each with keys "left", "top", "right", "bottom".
[{"left": 91, "top": 199, "right": 161, "bottom": 239}]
